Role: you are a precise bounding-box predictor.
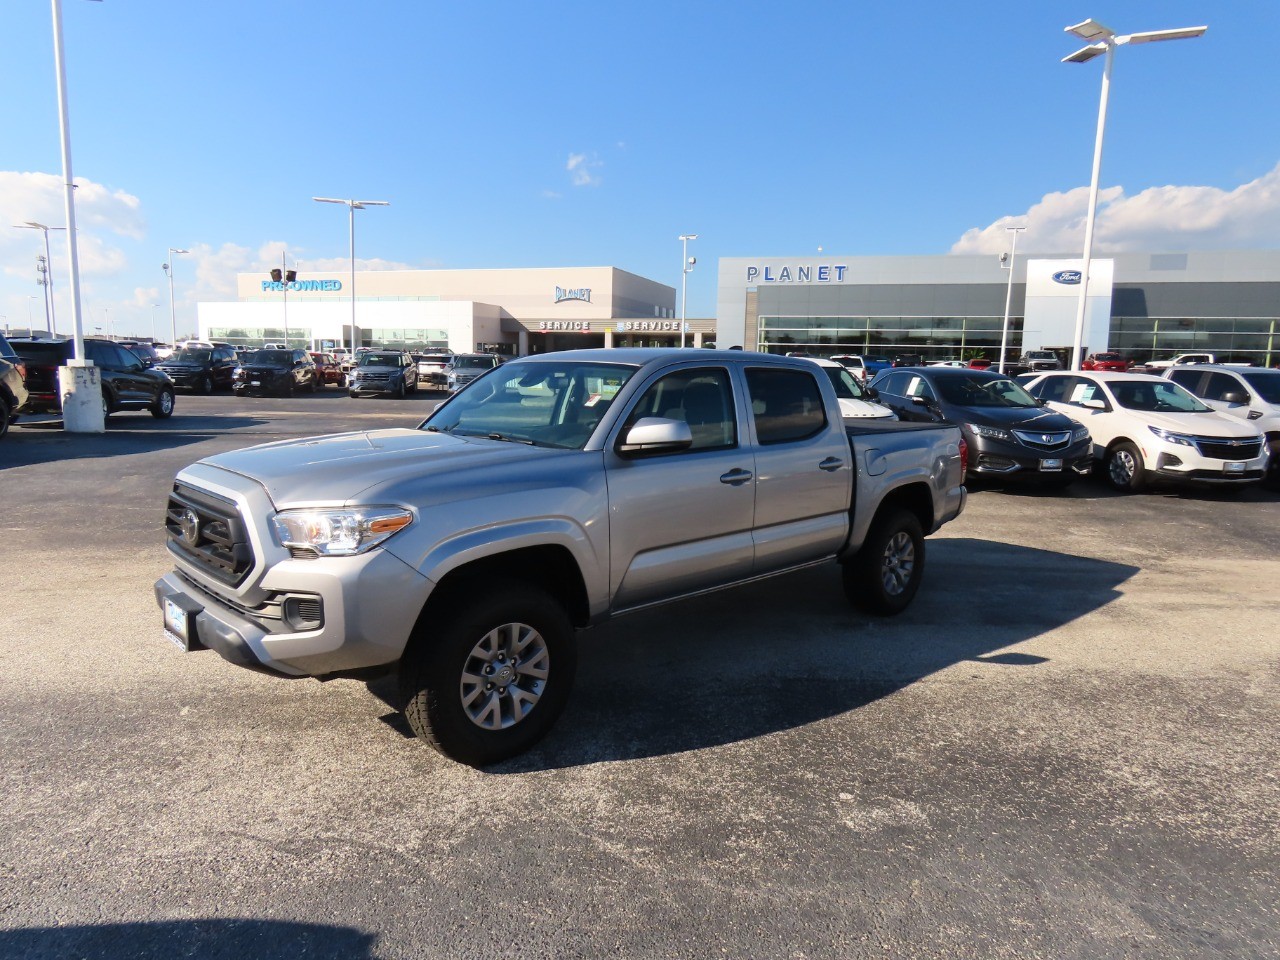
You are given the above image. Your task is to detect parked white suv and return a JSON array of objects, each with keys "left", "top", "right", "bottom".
[
  {"left": 1023, "top": 371, "right": 1268, "bottom": 492},
  {"left": 809, "top": 358, "right": 896, "bottom": 420},
  {"left": 1165, "top": 365, "right": 1280, "bottom": 485}
]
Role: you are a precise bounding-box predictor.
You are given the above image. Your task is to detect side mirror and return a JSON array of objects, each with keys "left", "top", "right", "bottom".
[
  {"left": 864, "top": 387, "right": 879, "bottom": 400},
  {"left": 618, "top": 417, "right": 693, "bottom": 456},
  {"left": 1220, "top": 390, "right": 1249, "bottom": 405},
  {"left": 1080, "top": 398, "right": 1107, "bottom": 411},
  {"left": 910, "top": 395, "right": 932, "bottom": 407}
]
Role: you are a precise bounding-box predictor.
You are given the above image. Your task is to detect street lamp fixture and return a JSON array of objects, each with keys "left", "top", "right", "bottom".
[
  {"left": 14, "top": 221, "right": 67, "bottom": 336},
  {"left": 313, "top": 197, "right": 390, "bottom": 357},
  {"left": 164, "top": 248, "right": 189, "bottom": 347},
  {"left": 679, "top": 234, "right": 698, "bottom": 348},
  {"left": 1061, "top": 18, "right": 1207, "bottom": 370}
]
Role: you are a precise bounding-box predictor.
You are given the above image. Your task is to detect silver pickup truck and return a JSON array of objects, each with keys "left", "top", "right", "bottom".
[{"left": 156, "top": 349, "right": 966, "bottom": 764}]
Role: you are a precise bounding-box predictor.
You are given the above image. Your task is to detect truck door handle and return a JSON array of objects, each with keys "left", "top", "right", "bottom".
[
  {"left": 818, "top": 456, "right": 844, "bottom": 472},
  {"left": 719, "top": 468, "right": 753, "bottom": 486}
]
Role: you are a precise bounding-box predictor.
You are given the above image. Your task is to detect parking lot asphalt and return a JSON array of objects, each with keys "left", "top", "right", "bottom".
[{"left": 2, "top": 392, "right": 1277, "bottom": 960}]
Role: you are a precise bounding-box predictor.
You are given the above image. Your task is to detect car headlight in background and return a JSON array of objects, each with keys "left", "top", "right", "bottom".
[
  {"left": 1072, "top": 426, "right": 1090, "bottom": 443},
  {"left": 967, "top": 422, "right": 1012, "bottom": 442},
  {"left": 1148, "top": 425, "right": 1195, "bottom": 447},
  {"left": 272, "top": 507, "right": 414, "bottom": 557}
]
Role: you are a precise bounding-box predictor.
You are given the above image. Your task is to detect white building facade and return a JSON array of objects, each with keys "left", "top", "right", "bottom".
[{"left": 197, "top": 266, "right": 691, "bottom": 355}]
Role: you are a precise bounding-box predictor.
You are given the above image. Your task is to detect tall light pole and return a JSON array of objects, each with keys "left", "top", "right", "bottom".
[
  {"left": 313, "top": 197, "right": 389, "bottom": 356},
  {"left": 679, "top": 233, "right": 697, "bottom": 348},
  {"left": 1062, "top": 18, "right": 1206, "bottom": 370},
  {"left": 998, "top": 226, "right": 1026, "bottom": 374},
  {"left": 163, "top": 247, "right": 188, "bottom": 345},
  {"left": 15, "top": 222, "right": 66, "bottom": 335}
]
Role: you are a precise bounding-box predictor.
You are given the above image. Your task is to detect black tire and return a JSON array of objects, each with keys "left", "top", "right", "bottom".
[
  {"left": 282, "top": 378, "right": 295, "bottom": 398},
  {"left": 401, "top": 580, "right": 576, "bottom": 766},
  {"left": 198, "top": 375, "right": 213, "bottom": 395},
  {"left": 395, "top": 379, "right": 406, "bottom": 400},
  {"left": 1105, "top": 441, "right": 1146, "bottom": 493},
  {"left": 150, "top": 387, "right": 175, "bottom": 419},
  {"left": 843, "top": 507, "right": 926, "bottom": 616},
  {"left": 0, "top": 397, "right": 10, "bottom": 440},
  {"left": 101, "top": 389, "right": 113, "bottom": 419}
]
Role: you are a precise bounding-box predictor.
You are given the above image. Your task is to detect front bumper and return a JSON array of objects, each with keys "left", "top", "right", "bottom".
[
  {"left": 155, "top": 545, "right": 434, "bottom": 676},
  {"left": 969, "top": 435, "right": 1093, "bottom": 479},
  {"left": 348, "top": 379, "right": 403, "bottom": 396},
  {"left": 1139, "top": 439, "right": 1268, "bottom": 486}
]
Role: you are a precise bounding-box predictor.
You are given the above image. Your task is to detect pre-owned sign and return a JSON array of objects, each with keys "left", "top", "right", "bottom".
[{"left": 261, "top": 279, "right": 343, "bottom": 292}]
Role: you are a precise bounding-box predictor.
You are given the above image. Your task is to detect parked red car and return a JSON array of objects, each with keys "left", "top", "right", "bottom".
[
  {"left": 966, "top": 358, "right": 992, "bottom": 370},
  {"left": 1081, "top": 352, "right": 1131, "bottom": 372},
  {"left": 309, "top": 352, "right": 344, "bottom": 386}
]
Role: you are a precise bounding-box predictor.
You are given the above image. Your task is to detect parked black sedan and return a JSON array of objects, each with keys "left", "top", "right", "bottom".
[
  {"left": 868, "top": 367, "right": 1092, "bottom": 485},
  {"left": 156, "top": 345, "right": 239, "bottom": 393},
  {"left": 232, "top": 348, "right": 318, "bottom": 397}
]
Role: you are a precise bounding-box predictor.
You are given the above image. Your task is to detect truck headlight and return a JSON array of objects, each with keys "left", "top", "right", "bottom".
[
  {"left": 967, "top": 422, "right": 1011, "bottom": 442},
  {"left": 1148, "top": 425, "right": 1194, "bottom": 447},
  {"left": 272, "top": 507, "right": 413, "bottom": 556}
]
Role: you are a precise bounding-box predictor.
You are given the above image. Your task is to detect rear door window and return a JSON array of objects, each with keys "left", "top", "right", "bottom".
[{"left": 746, "top": 368, "right": 826, "bottom": 444}]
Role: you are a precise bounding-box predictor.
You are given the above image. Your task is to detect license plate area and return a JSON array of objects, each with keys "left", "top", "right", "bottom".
[
  {"left": 1224, "top": 461, "right": 1246, "bottom": 475},
  {"left": 162, "top": 594, "right": 204, "bottom": 652},
  {"left": 1039, "top": 458, "right": 1064, "bottom": 472}
]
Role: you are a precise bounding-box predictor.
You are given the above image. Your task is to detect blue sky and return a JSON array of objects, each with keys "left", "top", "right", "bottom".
[{"left": 3, "top": 1, "right": 1278, "bottom": 341}]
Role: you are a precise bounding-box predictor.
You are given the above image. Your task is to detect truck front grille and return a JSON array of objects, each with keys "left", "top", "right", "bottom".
[{"left": 165, "top": 483, "right": 255, "bottom": 586}]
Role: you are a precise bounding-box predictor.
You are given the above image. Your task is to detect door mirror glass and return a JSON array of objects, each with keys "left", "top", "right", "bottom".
[
  {"left": 1220, "top": 390, "right": 1249, "bottom": 405},
  {"left": 1080, "top": 398, "right": 1107, "bottom": 410}
]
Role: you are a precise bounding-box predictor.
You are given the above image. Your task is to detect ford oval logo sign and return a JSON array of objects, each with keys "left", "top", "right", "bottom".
[{"left": 1052, "top": 270, "right": 1082, "bottom": 285}]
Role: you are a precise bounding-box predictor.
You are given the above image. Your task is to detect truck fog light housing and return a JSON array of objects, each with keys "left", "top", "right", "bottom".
[
  {"left": 282, "top": 595, "right": 324, "bottom": 631},
  {"left": 272, "top": 507, "right": 414, "bottom": 556}
]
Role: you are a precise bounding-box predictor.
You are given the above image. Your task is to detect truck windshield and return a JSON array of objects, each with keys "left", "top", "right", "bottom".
[{"left": 421, "top": 360, "right": 637, "bottom": 449}]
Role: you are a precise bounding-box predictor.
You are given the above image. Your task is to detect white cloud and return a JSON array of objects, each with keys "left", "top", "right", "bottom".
[
  {"left": 566, "top": 152, "right": 602, "bottom": 187},
  {"left": 951, "top": 162, "right": 1280, "bottom": 254}
]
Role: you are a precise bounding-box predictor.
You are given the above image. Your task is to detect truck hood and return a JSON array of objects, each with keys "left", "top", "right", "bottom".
[{"left": 201, "top": 428, "right": 560, "bottom": 506}]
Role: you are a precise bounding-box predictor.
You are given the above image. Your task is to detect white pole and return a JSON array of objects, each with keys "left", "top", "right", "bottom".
[
  {"left": 1070, "top": 42, "right": 1113, "bottom": 371},
  {"left": 998, "top": 226, "right": 1025, "bottom": 374},
  {"left": 42, "top": 228, "right": 57, "bottom": 335},
  {"left": 167, "top": 260, "right": 177, "bottom": 346},
  {"left": 51, "top": 0, "right": 86, "bottom": 363},
  {"left": 349, "top": 203, "right": 357, "bottom": 357},
  {"left": 282, "top": 250, "right": 289, "bottom": 348},
  {"left": 680, "top": 236, "right": 688, "bottom": 349}
]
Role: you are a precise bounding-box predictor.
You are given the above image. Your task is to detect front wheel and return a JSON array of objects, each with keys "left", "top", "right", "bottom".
[
  {"left": 843, "top": 508, "right": 925, "bottom": 616},
  {"left": 198, "top": 375, "right": 213, "bottom": 395},
  {"left": 1106, "top": 441, "right": 1147, "bottom": 493},
  {"left": 150, "top": 387, "right": 175, "bottom": 419},
  {"left": 0, "top": 397, "right": 10, "bottom": 440},
  {"left": 401, "top": 580, "right": 576, "bottom": 766}
]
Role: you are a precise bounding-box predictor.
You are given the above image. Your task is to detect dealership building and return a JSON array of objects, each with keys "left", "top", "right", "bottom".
[
  {"left": 715, "top": 250, "right": 1280, "bottom": 367},
  {"left": 196, "top": 266, "right": 717, "bottom": 355}
]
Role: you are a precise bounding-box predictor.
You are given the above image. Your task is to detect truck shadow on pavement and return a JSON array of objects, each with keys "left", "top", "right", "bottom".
[
  {"left": 491, "top": 538, "right": 1139, "bottom": 771},
  {"left": 0, "top": 920, "right": 380, "bottom": 960},
  {"left": 2, "top": 416, "right": 268, "bottom": 469}
]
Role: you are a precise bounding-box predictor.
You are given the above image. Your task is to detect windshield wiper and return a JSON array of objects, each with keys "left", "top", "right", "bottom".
[{"left": 486, "top": 432, "right": 535, "bottom": 445}]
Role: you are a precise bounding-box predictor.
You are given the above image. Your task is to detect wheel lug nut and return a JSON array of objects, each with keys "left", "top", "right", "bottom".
[
  {"left": 485, "top": 682, "right": 494, "bottom": 690},
  {"left": 498, "top": 687, "right": 507, "bottom": 696}
]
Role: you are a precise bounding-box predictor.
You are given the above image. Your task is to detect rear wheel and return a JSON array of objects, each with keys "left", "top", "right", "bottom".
[
  {"left": 1106, "top": 441, "right": 1146, "bottom": 493},
  {"left": 101, "top": 389, "right": 112, "bottom": 419},
  {"left": 401, "top": 580, "right": 576, "bottom": 766},
  {"left": 843, "top": 508, "right": 925, "bottom": 616},
  {"left": 0, "top": 397, "right": 10, "bottom": 439},
  {"left": 150, "top": 387, "right": 175, "bottom": 419}
]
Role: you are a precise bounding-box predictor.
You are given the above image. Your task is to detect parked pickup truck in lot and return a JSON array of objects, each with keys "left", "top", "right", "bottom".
[
  {"left": 1142, "top": 353, "right": 1250, "bottom": 371},
  {"left": 155, "top": 349, "right": 966, "bottom": 765}
]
